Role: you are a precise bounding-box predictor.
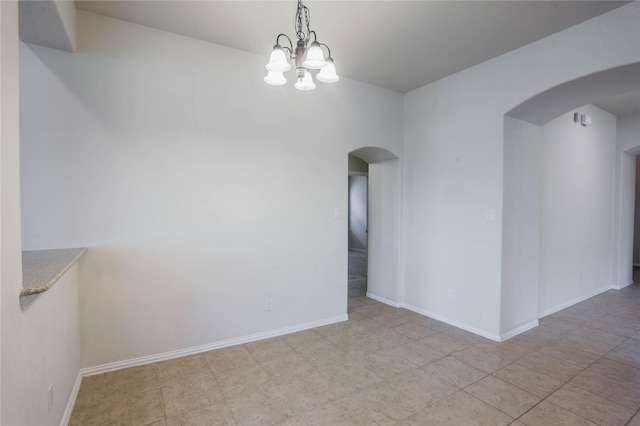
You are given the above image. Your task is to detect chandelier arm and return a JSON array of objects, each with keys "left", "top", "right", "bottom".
[
  {"left": 319, "top": 43, "right": 331, "bottom": 59},
  {"left": 276, "top": 33, "right": 294, "bottom": 56}
]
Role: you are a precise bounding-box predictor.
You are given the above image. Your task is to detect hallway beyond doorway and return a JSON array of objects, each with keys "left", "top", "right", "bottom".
[{"left": 348, "top": 249, "right": 367, "bottom": 299}]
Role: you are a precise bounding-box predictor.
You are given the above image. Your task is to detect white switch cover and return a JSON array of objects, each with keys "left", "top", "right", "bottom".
[
  {"left": 486, "top": 210, "right": 494, "bottom": 221},
  {"left": 333, "top": 208, "right": 341, "bottom": 219}
]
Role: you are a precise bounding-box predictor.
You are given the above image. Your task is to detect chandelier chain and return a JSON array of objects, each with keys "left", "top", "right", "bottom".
[{"left": 295, "top": 0, "right": 311, "bottom": 42}]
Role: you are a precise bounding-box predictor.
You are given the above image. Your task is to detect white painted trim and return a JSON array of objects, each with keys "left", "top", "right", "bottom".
[
  {"left": 402, "top": 303, "right": 502, "bottom": 342},
  {"left": 612, "top": 280, "right": 634, "bottom": 290},
  {"left": 366, "top": 291, "right": 401, "bottom": 308},
  {"left": 80, "top": 314, "right": 348, "bottom": 377},
  {"left": 538, "top": 286, "right": 611, "bottom": 319},
  {"left": 500, "top": 320, "right": 539, "bottom": 341},
  {"left": 60, "top": 370, "right": 83, "bottom": 426}
]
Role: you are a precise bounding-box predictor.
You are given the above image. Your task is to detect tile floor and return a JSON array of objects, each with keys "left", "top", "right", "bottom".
[{"left": 71, "top": 271, "right": 640, "bottom": 425}]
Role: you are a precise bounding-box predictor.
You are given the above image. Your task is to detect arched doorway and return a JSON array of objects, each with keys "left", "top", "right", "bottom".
[
  {"left": 500, "top": 63, "right": 640, "bottom": 338},
  {"left": 348, "top": 147, "right": 402, "bottom": 310}
]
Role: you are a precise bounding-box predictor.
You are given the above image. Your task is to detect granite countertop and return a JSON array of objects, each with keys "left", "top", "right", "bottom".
[{"left": 20, "top": 248, "right": 87, "bottom": 297}]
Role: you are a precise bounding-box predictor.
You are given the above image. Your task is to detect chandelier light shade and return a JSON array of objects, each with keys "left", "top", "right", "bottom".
[
  {"left": 266, "top": 46, "right": 291, "bottom": 73},
  {"left": 264, "top": 0, "right": 338, "bottom": 91},
  {"left": 294, "top": 70, "right": 316, "bottom": 91},
  {"left": 316, "top": 58, "right": 339, "bottom": 83},
  {"left": 263, "top": 71, "right": 287, "bottom": 86}
]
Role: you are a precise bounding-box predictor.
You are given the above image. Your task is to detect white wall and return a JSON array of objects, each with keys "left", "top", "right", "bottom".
[
  {"left": 615, "top": 112, "right": 640, "bottom": 286},
  {"left": 348, "top": 175, "right": 367, "bottom": 251},
  {"left": 0, "top": 3, "right": 22, "bottom": 423},
  {"left": 19, "top": 10, "right": 403, "bottom": 367},
  {"left": 403, "top": 2, "right": 639, "bottom": 339},
  {"left": 501, "top": 117, "right": 541, "bottom": 334},
  {"left": 538, "top": 106, "right": 616, "bottom": 314},
  {"left": 636, "top": 156, "right": 640, "bottom": 266},
  {"left": 367, "top": 159, "right": 401, "bottom": 305},
  {"left": 3, "top": 2, "right": 81, "bottom": 425}
]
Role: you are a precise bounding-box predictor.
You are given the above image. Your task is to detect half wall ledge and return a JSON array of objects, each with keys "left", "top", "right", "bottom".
[{"left": 20, "top": 247, "right": 87, "bottom": 297}]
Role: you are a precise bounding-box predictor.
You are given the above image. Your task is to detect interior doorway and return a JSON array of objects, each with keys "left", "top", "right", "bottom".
[
  {"left": 633, "top": 154, "right": 640, "bottom": 283},
  {"left": 347, "top": 146, "right": 401, "bottom": 311},
  {"left": 348, "top": 156, "right": 369, "bottom": 300}
]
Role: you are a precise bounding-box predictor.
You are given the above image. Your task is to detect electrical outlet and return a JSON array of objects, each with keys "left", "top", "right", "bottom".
[
  {"left": 265, "top": 298, "right": 273, "bottom": 311},
  {"left": 447, "top": 290, "right": 454, "bottom": 300},
  {"left": 48, "top": 384, "right": 53, "bottom": 412}
]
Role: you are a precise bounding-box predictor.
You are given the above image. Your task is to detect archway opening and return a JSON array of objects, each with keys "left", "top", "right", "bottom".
[{"left": 500, "top": 63, "right": 640, "bottom": 338}]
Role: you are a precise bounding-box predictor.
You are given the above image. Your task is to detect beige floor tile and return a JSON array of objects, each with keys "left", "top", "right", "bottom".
[
  {"left": 569, "top": 369, "right": 640, "bottom": 409},
  {"left": 412, "top": 316, "right": 454, "bottom": 332},
  {"left": 166, "top": 403, "right": 236, "bottom": 426},
  {"left": 587, "top": 357, "right": 640, "bottom": 384},
  {"left": 628, "top": 411, "right": 640, "bottom": 426},
  {"left": 368, "top": 327, "right": 415, "bottom": 348},
  {"left": 465, "top": 375, "right": 540, "bottom": 418},
  {"left": 561, "top": 334, "right": 617, "bottom": 356},
  {"left": 507, "top": 330, "right": 558, "bottom": 351},
  {"left": 370, "top": 311, "right": 416, "bottom": 328},
  {"left": 339, "top": 383, "right": 420, "bottom": 425},
  {"left": 451, "top": 346, "right": 513, "bottom": 373},
  {"left": 162, "top": 375, "right": 225, "bottom": 418},
  {"left": 101, "top": 364, "right": 161, "bottom": 400},
  {"left": 388, "top": 368, "right": 458, "bottom": 407},
  {"left": 605, "top": 346, "right": 640, "bottom": 369},
  {"left": 518, "top": 400, "right": 597, "bottom": 426},
  {"left": 421, "top": 332, "right": 470, "bottom": 355},
  {"left": 364, "top": 352, "right": 418, "bottom": 380},
  {"left": 71, "top": 287, "right": 640, "bottom": 426},
  {"left": 156, "top": 354, "right": 212, "bottom": 387},
  {"left": 516, "top": 352, "right": 584, "bottom": 381},
  {"left": 399, "top": 391, "right": 513, "bottom": 426},
  {"left": 215, "top": 363, "right": 270, "bottom": 398},
  {"left": 259, "top": 351, "right": 315, "bottom": 380},
  {"left": 281, "top": 330, "right": 331, "bottom": 353},
  {"left": 227, "top": 389, "right": 296, "bottom": 426},
  {"left": 619, "top": 338, "right": 640, "bottom": 354},
  {"left": 344, "top": 317, "right": 388, "bottom": 335},
  {"left": 204, "top": 345, "right": 257, "bottom": 377},
  {"left": 570, "top": 327, "right": 627, "bottom": 348},
  {"left": 443, "top": 327, "right": 491, "bottom": 345},
  {"left": 422, "top": 356, "right": 487, "bottom": 388},
  {"left": 546, "top": 384, "right": 635, "bottom": 426},
  {"left": 494, "top": 363, "right": 563, "bottom": 398},
  {"left": 392, "top": 322, "right": 439, "bottom": 340},
  {"left": 71, "top": 389, "right": 165, "bottom": 426},
  {"left": 302, "top": 401, "right": 373, "bottom": 426},
  {"left": 244, "top": 337, "right": 295, "bottom": 364},
  {"left": 536, "top": 343, "right": 600, "bottom": 368},
  {"left": 383, "top": 340, "right": 446, "bottom": 367}
]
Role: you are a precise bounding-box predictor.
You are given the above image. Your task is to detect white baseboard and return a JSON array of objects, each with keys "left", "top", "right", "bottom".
[
  {"left": 80, "top": 314, "right": 348, "bottom": 377},
  {"left": 538, "top": 286, "right": 611, "bottom": 319},
  {"left": 612, "top": 280, "right": 634, "bottom": 290},
  {"left": 402, "top": 303, "right": 502, "bottom": 342},
  {"left": 366, "top": 291, "right": 401, "bottom": 308},
  {"left": 500, "top": 320, "right": 539, "bottom": 341},
  {"left": 60, "top": 371, "right": 83, "bottom": 426}
]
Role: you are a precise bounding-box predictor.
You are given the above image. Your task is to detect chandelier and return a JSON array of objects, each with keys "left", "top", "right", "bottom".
[{"left": 264, "top": 0, "right": 339, "bottom": 91}]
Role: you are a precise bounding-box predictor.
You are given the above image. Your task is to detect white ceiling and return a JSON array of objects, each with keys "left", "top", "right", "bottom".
[
  {"left": 75, "top": 1, "right": 630, "bottom": 94},
  {"left": 593, "top": 91, "right": 640, "bottom": 117}
]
